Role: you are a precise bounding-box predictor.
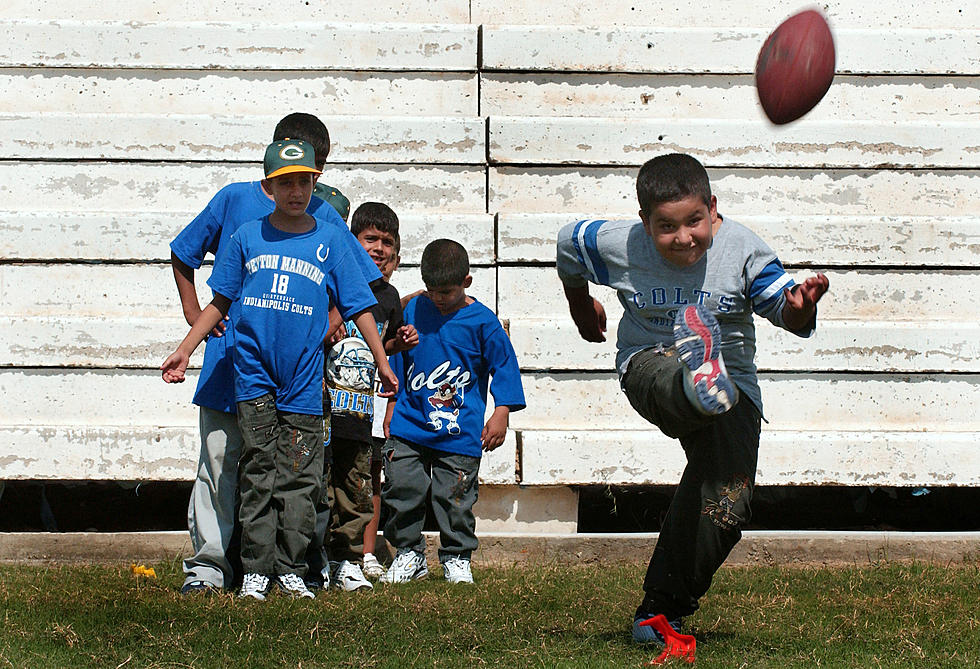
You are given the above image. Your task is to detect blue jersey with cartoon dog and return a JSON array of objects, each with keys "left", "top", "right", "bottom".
[{"left": 388, "top": 295, "right": 526, "bottom": 458}]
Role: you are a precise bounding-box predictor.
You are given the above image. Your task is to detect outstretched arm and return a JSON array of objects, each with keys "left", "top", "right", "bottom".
[
  {"left": 781, "top": 272, "right": 830, "bottom": 332},
  {"left": 563, "top": 284, "right": 607, "bottom": 343},
  {"left": 161, "top": 294, "right": 232, "bottom": 383},
  {"left": 353, "top": 310, "right": 399, "bottom": 398}
]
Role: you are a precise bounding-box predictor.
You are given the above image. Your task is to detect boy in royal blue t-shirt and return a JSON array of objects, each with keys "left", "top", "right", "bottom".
[
  {"left": 169, "top": 113, "right": 379, "bottom": 595},
  {"left": 380, "top": 239, "right": 525, "bottom": 585},
  {"left": 163, "top": 140, "right": 397, "bottom": 601}
]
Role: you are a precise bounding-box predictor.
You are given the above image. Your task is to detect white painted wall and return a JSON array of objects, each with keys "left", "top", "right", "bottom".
[{"left": 1, "top": 2, "right": 978, "bottom": 501}]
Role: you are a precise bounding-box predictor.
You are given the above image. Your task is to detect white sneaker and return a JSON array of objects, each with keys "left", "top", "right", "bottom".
[
  {"left": 276, "top": 573, "right": 315, "bottom": 599},
  {"left": 333, "top": 560, "right": 373, "bottom": 591},
  {"left": 239, "top": 573, "right": 271, "bottom": 600},
  {"left": 442, "top": 556, "right": 474, "bottom": 584},
  {"left": 362, "top": 553, "right": 386, "bottom": 580},
  {"left": 380, "top": 549, "right": 428, "bottom": 584}
]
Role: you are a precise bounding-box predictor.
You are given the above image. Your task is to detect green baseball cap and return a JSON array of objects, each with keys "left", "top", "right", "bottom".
[
  {"left": 263, "top": 139, "right": 322, "bottom": 180},
  {"left": 313, "top": 182, "right": 351, "bottom": 221}
]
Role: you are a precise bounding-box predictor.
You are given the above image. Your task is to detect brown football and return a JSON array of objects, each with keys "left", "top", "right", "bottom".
[{"left": 755, "top": 10, "right": 836, "bottom": 125}]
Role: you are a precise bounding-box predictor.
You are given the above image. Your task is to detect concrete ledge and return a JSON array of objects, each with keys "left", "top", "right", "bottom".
[{"left": 2, "top": 531, "right": 979, "bottom": 566}]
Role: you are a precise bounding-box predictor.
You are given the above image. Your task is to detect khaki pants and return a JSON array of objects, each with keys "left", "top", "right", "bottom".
[{"left": 182, "top": 407, "right": 242, "bottom": 589}]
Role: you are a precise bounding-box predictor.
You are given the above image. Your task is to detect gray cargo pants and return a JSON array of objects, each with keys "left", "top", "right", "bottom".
[
  {"left": 237, "top": 393, "right": 323, "bottom": 577},
  {"left": 382, "top": 436, "right": 481, "bottom": 562}
]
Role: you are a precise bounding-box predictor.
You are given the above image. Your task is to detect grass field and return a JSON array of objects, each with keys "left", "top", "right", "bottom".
[{"left": 1, "top": 560, "right": 978, "bottom": 668}]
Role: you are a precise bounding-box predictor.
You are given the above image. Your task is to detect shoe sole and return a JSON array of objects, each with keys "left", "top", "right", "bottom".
[
  {"left": 380, "top": 567, "right": 429, "bottom": 584},
  {"left": 239, "top": 591, "right": 267, "bottom": 601},
  {"left": 335, "top": 579, "right": 373, "bottom": 591},
  {"left": 674, "top": 305, "right": 736, "bottom": 414}
]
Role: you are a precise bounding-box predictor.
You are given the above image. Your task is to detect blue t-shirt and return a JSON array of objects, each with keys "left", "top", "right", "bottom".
[
  {"left": 169, "top": 181, "right": 380, "bottom": 413},
  {"left": 388, "top": 295, "right": 526, "bottom": 458},
  {"left": 207, "top": 216, "right": 377, "bottom": 416}
]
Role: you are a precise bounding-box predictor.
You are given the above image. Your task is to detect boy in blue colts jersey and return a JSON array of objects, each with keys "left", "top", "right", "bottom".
[
  {"left": 169, "top": 113, "right": 380, "bottom": 595},
  {"left": 380, "top": 239, "right": 526, "bottom": 585},
  {"left": 556, "top": 153, "right": 828, "bottom": 645},
  {"left": 162, "top": 139, "right": 397, "bottom": 600}
]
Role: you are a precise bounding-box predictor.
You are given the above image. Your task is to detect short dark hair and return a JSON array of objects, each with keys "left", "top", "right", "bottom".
[
  {"left": 350, "top": 202, "right": 400, "bottom": 241},
  {"left": 420, "top": 239, "right": 469, "bottom": 287},
  {"left": 636, "top": 153, "right": 712, "bottom": 215},
  {"left": 273, "top": 113, "right": 330, "bottom": 168}
]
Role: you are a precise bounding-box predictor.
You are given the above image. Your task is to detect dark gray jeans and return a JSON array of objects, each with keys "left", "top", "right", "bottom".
[
  {"left": 382, "top": 436, "right": 481, "bottom": 562},
  {"left": 237, "top": 393, "right": 323, "bottom": 577},
  {"left": 621, "top": 347, "right": 761, "bottom": 620}
]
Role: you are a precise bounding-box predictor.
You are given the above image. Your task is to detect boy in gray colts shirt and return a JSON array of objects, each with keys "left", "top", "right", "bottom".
[{"left": 556, "top": 153, "right": 828, "bottom": 645}]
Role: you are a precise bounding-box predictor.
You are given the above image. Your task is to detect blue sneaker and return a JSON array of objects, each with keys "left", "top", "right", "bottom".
[
  {"left": 674, "top": 305, "right": 738, "bottom": 414},
  {"left": 632, "top": 612, "right": 683, "bottom": 645}
]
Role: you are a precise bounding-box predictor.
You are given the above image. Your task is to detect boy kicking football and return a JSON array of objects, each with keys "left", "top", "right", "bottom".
[{"left": 556, "top": 153, "right": 828, "bottom": 644}]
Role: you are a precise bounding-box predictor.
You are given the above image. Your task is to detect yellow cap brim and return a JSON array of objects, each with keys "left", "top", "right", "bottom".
[{"left": 265, "top": 165, "right": 322, "bottom": 180}]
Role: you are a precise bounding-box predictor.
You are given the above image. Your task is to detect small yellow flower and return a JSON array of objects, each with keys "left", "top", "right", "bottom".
[{"left": 130, "top": 564, "right": 157, "bottom": 578}]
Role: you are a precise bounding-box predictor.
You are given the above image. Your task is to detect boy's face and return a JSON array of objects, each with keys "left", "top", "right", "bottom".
[
  {"left": 265, "top": 173, "right": 316, "bottom": 217},
  {"left": 356, "top": 226, "right": 398, "bottom": 274},
  {"left": 640, "top": 194, "right": 718, "bottom": 268},
  {"left": 426, "top": 275, "right": 472, "bottom": 315}
]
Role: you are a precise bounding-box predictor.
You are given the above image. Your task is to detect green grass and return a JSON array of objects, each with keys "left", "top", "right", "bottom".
[{"left": 1, "top": 560, "right": 978, "bottom": 668}]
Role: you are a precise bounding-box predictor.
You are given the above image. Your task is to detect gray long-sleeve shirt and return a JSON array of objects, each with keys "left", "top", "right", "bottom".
[{"left": 556, "top": 215, "right": 815, "bottom": 414}]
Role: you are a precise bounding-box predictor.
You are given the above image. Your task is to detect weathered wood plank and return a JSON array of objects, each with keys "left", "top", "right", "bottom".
[
  {"left": 482, "top": 74, "right": 980, "bottom": 122},
  {"left": 0, "top": 71, "right": 478, "bottom": 116},
  {"left": 512, "top": 373, "right": 980, "bottom": 432},
  {"left": 491, "top": 118, "right": 980, "bottom": 168},
  {"left": 1, "top": 0, "right": 471, "bottom": 22},
  {"left": 0, "top": 211, "right": 494, "bottom": 263},
  {"left": 519, "top": 430, "right": 980, "bottom": 486},
  {"left": 498, "top": 214, "right": 980, "bottom": 266},
  {"left": 489, "top": 167, "right": 980, "bottom": 215},
  {"left": 0, "top": 266, "right": 495, "bottom": 320},
  {"left": 0, "top": 114, "right": 486, "bottom": 164},
  {"left": 0, "top": 163, "right": 487, "bottom": 213},
  {"left": 498, "top": 267, "right": 980, "bottom": 322},
  {"left": 0, "top": 21, "right": 477, "bottom": 71},
  {"left": 471, "top": 1, "right": 980, "bottom": 29},
  {"left": 0, "top": 427, "right": 515, "bottom": 483},
  {"left": 4, "top": 370, "right": 976, "bottom": 433},
  {"left": 482, "top": 26, "right": 980, "bottom": 75},
  {"left": 509, "top": 319, "right": 980, "bottom": 373}
]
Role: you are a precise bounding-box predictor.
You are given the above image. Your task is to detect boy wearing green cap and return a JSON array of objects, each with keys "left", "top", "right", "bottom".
[
  {"left": 170, "top": 113, "right": 379, "bottom": 596},
  {"left": 163, "top": 140, "right": 397, "bottom": 600}
]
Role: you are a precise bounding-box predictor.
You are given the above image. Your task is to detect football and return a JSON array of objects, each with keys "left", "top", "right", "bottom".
[{"left": 755, "top": 9, "right": 836, "bottom": 125}]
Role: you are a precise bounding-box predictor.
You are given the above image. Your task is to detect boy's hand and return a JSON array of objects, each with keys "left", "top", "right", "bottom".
[
  {"left": 481, "top": 407, "right": 510, "bottom": 451},
  {"left": 570, "top": 297, "right": 607, "bottom": 342},
  {"left": 329, "top": 322, "right": 348, "bottom": 345},
  {"left": 377, "top": 360, "right": 399, "bottom": 398},
  {"left": 782, "top": 272, "right": 830, "bottom": 331},
  {"left": 395, "top": 324, "right": 419, "bottom": 351},
  {"left": 160, "top": 350, "right": 190, "bottom": 384}
]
